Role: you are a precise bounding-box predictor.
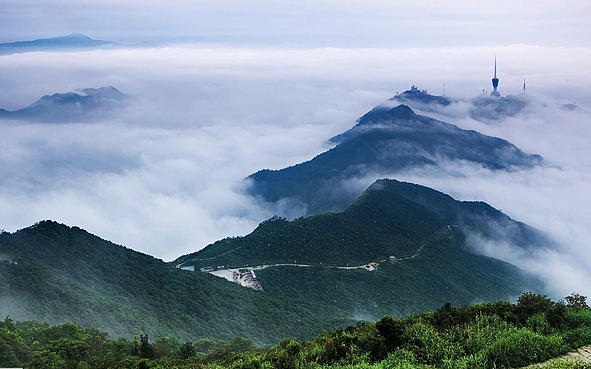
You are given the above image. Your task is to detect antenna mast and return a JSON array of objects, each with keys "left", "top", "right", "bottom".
[{"left": 494, "top": 54, "right": 497, "bottom": 78}]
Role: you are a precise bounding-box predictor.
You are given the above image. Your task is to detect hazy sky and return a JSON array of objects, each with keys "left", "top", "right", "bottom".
[
  {"left": 1, "top": 1, "right": 591, "bottom": 298},
  {"left": 1, "top": 0, "right": 591, "bottom": 47}
]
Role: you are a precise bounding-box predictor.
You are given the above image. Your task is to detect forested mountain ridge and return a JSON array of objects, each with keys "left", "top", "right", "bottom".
[
  {"left": 367, "top": 179, "right": 551, "bottom": 250},
  {"left": 174, "top": 179, "right": 542, "bottom": 320},
  {"left": 247, "top": 103, "right": 542, "bottom": 215},
  {"left": 176, "top": 181, "right": 447, "bottom": 268},
  {"left": 0, "top": 221, "right": 352, "bottom": 344},
  {"left": 176, "top": 178, "right": 549, "bottom": 269}
]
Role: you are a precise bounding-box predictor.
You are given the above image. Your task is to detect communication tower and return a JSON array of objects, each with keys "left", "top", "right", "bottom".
[{"left": 491, "top": 55, "right": 500, "bottom": 97}]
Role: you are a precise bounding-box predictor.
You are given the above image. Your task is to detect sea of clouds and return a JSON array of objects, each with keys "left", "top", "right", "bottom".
[{"left": 0, "top": 44, "right": 590, "bottom": 298}]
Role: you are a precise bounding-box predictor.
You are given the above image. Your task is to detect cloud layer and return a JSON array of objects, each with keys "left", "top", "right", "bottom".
[{"left": 0, "top": 44, "right": 590, "bottom": 300}]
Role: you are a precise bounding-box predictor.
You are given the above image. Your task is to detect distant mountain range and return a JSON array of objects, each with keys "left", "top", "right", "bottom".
[
  {"left": 0, "top": 86, "right": 127, "bottom": 122},
  {"left": 247, "top": 99, "right": 542, "bottom": 215},
  {"left": 0, "top": 33, "right": 118, "bottom": 54}
]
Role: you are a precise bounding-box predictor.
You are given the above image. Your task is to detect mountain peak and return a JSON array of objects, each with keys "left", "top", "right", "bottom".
[
  {"left": 0, "top": 86, "right": 127, "bottom": 122},
  {"left": 79, "top": 86, "right": 124, "bottom": 98},
  {"left": 64, "top": 33, "right": 92, "bottom": 40},
  {"left": 352, "top": 104, "right": 417, "bottom": 128},
  {"left": 387, "top": 104, "right": 416, "bottom": 118},
  {"left": 391, "top": 86, "right": 453, "bottom": 108},
  {"left": 0, "top": 33, "right": 116, "bottom": 55},
  {"left": 251, "top": 94, "right": 543, "bottom": 216},
  {"left": 329, "top": 104, "right": 420, "bottom": 143}
]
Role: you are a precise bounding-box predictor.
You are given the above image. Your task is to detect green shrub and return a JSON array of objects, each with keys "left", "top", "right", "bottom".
[
  {"left": 528, "top": 313, "right": 554, "bottom": 335},
  {"left": 483, "top": 328, "right": 566, "bottom": 368},
  {"left": 461, "top": 314, "right": 511, "bottom": 355},
  {"left": 440, "top": 353, "right": 488, "bottom": 369},
  {"left": 516, "top": 292, "right": 554, "bottom": 324},
  {"left": 228, "top": 353, "right": 272, "bottom": 369},
  {"left": 404, "top": 321, "right": 462, "bottom": 365},
  {"left": 568, "top": 309, "right": 591, "bottom": 327},
  {"left": 548, "top": 303, "right": 568, "bottom": 329},
  {"left": 561, "top": 327, "right": 591, "bottom": 349}
]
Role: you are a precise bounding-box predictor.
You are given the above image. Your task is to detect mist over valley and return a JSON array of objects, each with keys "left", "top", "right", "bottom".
[
  {"left": 0, "top": 27, "right": 591, "bottom": 360},
  {"left": 1, "top": 2, "right": 591, "bottom": 366}
]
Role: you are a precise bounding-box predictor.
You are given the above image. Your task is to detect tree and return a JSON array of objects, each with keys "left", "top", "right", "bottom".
[
  {"left": 376, "top": 315, "right": 404, "bottom": 347},
  {"left": 565, "top": 293, "right": 589, "bottom": 310},
  {"left": 433, "top": 301, "right": 458, "bottom": 329},
  {"left": 153, "top": 336, "right": 178, "bottom": 358},
  {"left": 515, "top": 292, "right": 553, "bottom": 323},
  {"left": 1, "top": 316, "right": 14, "bottom": 331},
  {"left": 0, "top": 336, "right": 21, "bottom": 367},
  {"left": 194, "top": 337, "right": 216, "bottom": 354},
  {"left": 139, "top": 334, "right": 155, "bottom": 359},
  {"left": 177, "top": 341, "right": 195, "bottom": 360},
  {"left": 229, "top": 334, "right": 255, "bottom": 353},
  {"left": 27, "top": 350, "right": 66, "bottom": 369},
  {"left": 45, "top": 338, "right": 90, "bottom": 369},
  {"left": 106, "top": 338, "right": 129, "bottom": 363}
]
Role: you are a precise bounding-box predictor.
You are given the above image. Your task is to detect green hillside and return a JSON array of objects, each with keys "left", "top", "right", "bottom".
[
  {"left": 176, "top": 178, "right": 548, "bottom": 269},
  {"left": 177, "top": 184, "right": 446, "bottom": 268},
  {"left": 175, "top": 179, "right": 542, "bottom": 321},
  {"left": 0, "top": 221, "right": 350, "bottom": 344},
  {"left": 367, "top": 179, "right": 550, "bottom": 249},
  {"left": 255, "top": 236, "right": 533, "bottom": 321}
]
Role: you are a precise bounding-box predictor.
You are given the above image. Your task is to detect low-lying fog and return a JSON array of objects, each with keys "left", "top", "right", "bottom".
[{"left": 0, "top": 44, "right": 590, "bottom": 298}]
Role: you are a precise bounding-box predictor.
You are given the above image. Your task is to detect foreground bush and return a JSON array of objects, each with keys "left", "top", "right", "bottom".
[{"left": 1, "top": 292, "right": 590, "bottom": 368}]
